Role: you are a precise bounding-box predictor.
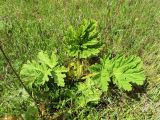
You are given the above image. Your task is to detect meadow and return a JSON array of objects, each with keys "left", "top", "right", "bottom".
[{"left": 0, "top": 0, "right": 160, "bottom": 119}]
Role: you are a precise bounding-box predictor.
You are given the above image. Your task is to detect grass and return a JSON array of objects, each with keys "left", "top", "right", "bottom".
[{"left": 0, "top": 0, "right": 160, "bottom": 119}]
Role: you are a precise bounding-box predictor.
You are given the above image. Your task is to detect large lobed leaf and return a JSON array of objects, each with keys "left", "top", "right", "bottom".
[
  {"left": 112, "top": 55, "right": 145, "bottom": 91},
  {"left": 20, "top": 51, "right": 67, "bottom": 88},
  {"left": 89, "top": 55, "right": 145, "bottom": 91},
  {"left": 89, "top": 59, "right": 111, "bottom": 92},
  {"left": 37, "top": 51, "right": 57, "bottom": 68},
  {"left": 65, "top": 19, "right": 103, "bottom": 58},
  {"left": 75, "top": 79, "right": 102, "bottom": 107},
  {"left": 52, "top": 66, "right": 67, "bottom": 87},
  {"left": 20, "top": 60, "right": 52, "bottom": 88}
]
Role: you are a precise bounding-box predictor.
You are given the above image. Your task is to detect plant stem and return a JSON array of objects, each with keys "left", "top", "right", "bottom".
[
  {"left": 0, "top": 41, "right": 43, "bottom": 119},
  {"left": 76, "top": 51, "right": 82, "bottom": 80}
]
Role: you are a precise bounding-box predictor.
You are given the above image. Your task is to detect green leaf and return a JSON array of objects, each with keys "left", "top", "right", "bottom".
[
  {"left": 38, "top": 51, "right": 57, "bottom": 68},
  {"left": 112, "top": 55, "right": 145, "bottom": 91},
  {"left": 20, "top": 60, "right": 51, "bottom": 88},
  {"left": 20, "top": 51, "right": 67, "bottom": 88},
  {"left": 80, "top": 47, "right": 102, "bottom": 58},
  {"left": 76, "top": 79, "right": 102, "bottom": 107},
  {"left": 89, "top": 55, "right": 145, "bottom": 92},
  {"left": 65, "top": 19, "right": 103, "bottom": 58},
  {"left": 89, "top": 59, "right": 111, "bottom": 92},
  {"left": 52, "top": 66, "right": 67, "bottom": 87}
]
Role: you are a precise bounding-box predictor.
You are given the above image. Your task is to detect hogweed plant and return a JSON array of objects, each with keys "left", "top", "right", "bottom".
[{"left": 20, "top": 19, "right": 146, "bottom": 118}]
